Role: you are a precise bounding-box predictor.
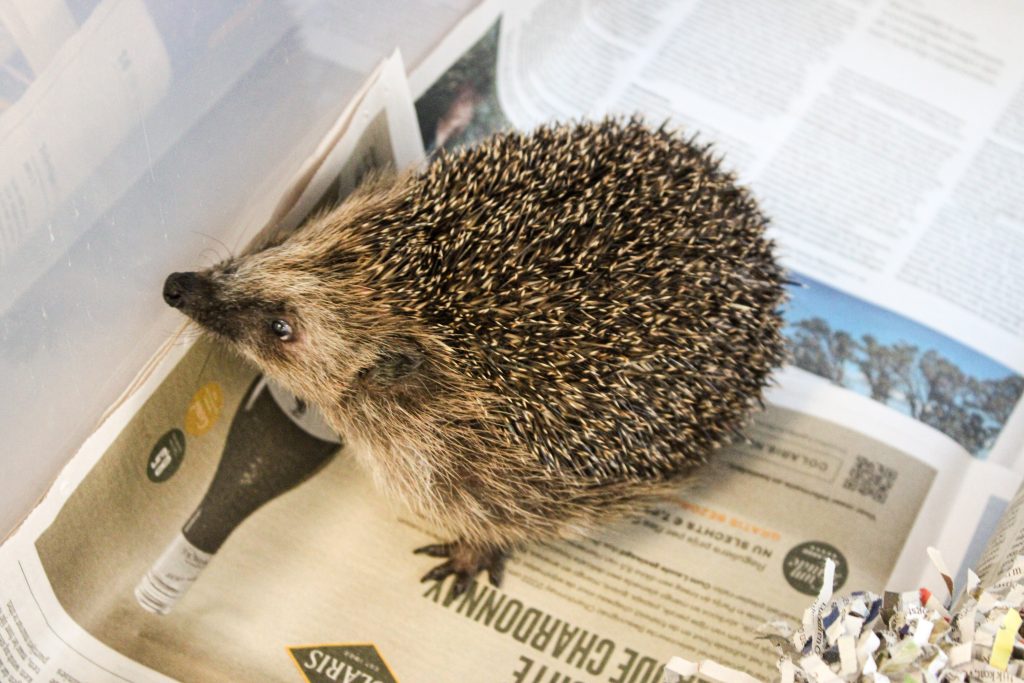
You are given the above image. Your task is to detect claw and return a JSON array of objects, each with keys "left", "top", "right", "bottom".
[
  {"left": 487, "top": 554, "right": 507, "bottom": 588},
  {"left": 450, "top": 574, "right": 473, "bottom": 599},
  {"left": 414, "top": 539, "right": 510, "bottom": 594},
  {"left": 421, "top": 561, "right": 455, "bottom": 583},
  {"left": 414, "top": 543, "right": 453, "bottom": 557}
]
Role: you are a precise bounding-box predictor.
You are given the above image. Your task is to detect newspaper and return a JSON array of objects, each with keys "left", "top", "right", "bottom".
[{"left": 2, "top": 1, "right": 1024, "bottom": 682}]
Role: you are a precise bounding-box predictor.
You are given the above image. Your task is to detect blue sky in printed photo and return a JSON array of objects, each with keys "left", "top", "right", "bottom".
[{"left": 784, "top": 272, "right": 1016, "bottom": 382}]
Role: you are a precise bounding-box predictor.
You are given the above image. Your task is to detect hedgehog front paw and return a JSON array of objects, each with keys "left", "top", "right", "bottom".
[{"left": 414, "top": 540, "right": 508, "bottom": 597}]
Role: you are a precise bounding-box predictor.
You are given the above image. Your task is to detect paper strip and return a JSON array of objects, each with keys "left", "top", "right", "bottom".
[{"left": 989, "top": 608, "right": 1022, "bottom": 671}]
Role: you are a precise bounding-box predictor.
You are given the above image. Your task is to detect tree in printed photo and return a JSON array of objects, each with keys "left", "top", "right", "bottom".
[{"left": 787, "top": 316, "right": 1024, "bottom": 457}]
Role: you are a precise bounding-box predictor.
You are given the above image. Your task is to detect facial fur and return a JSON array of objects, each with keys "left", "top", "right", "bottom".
[{"left": 163, "top": 176, "right": 427, "bottom": 410}]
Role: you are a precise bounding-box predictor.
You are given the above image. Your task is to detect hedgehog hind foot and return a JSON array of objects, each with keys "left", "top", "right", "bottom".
[{"left": 415, "top": 540, "right": 508, "bottom": 598}]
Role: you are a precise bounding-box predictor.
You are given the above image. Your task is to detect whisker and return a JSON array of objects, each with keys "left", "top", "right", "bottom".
[
  {"left": 195, "top": 341, "right": 217, "bottom": 384},
  {"left": 197, "top": 247, "right": 221, "bottom": 268},
  {"left": 191, "top": 231, "right": 235, "bottom": 262},
  {"left": 232, "top": 224, "right": 254, "bottom": 256}
]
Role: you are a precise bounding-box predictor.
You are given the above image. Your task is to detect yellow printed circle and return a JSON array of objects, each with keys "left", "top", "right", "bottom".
[{"left": 185, "top": 382, "right": 223, "bottom": 436}]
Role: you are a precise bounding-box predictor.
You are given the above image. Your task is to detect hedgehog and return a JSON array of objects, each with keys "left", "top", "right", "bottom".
[{"left": 162, "top": 118, "right": 787, "bottom": 596}]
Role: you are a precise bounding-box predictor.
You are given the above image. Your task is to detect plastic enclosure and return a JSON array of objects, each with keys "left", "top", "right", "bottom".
[{"left": 0, "top": 0, "right": 473, "bottom": 536}]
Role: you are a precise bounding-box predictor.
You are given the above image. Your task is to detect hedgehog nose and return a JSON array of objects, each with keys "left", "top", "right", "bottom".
[{"left": 163, "top": 272, "right": 199, "bottom": 309}]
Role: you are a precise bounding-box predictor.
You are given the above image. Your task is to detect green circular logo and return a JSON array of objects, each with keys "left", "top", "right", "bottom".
[
  {"left": 147, "top": 429, "right": 186, "bottom": 483},
  {"left": 783, "top": 541, "right": 848, "bottom": 596}
]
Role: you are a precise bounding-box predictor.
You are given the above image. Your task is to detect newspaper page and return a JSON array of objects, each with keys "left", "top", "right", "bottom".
[
  {"left": 412, "top": 0, "right": 1024, "bottom": 473},
  {"left": 1, "top": 334, "right": 976, "bottom": 681}
]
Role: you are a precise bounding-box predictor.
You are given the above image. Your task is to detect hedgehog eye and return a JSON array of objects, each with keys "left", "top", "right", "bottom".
[{"left": 270, "top": 319, "right": 293, "bottom": 341}]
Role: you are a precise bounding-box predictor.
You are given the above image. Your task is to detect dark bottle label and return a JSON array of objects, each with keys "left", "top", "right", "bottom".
[
  {"left": 182, "top": 376, "right": 341, "bottom": 554},
  {"left": 136, "top": 375, "right": 341, "bottom": 615}
]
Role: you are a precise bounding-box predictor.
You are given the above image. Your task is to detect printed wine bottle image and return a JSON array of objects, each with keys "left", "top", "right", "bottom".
[{"left": 135, "top": 376, "right": 341, "bottom": 615}]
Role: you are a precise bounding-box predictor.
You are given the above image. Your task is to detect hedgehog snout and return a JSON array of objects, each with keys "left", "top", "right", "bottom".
[
  {"left": 163, "top": 272, "right": 200, "bottom": 309},
  {"left": 163, "top": 270, "right": 265, "bottom": 345},
  {"left": 163, "top": 271, "right": 225, "bottom": 333}
]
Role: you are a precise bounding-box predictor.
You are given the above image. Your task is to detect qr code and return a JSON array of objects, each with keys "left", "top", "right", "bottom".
[{"left": 842, "top": 456, "right": 897, "bottom": 504}]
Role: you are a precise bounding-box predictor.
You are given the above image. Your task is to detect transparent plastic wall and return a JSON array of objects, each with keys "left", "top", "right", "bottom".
[{"left": 0, "top": 0, "right": 473, "bottom": 535}]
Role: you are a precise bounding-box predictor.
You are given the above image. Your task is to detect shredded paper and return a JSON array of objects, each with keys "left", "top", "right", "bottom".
[{"left": 664, "top": 549, "right": 1024, "bottom": 683}]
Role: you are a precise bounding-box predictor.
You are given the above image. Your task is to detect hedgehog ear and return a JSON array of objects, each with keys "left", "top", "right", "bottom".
[{"left": 360, "top": 338, "right": 424, "bottom": 385}]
